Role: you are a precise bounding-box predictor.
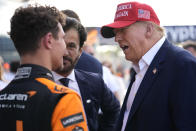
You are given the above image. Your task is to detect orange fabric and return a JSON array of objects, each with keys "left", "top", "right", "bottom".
[
  {"left": 36, "top": 78, "right": 70, "bottom": 94},
  {"left": 16, "top": 120, "right": 23, "bottom": 131},
  {"left": 51, "top": 93, "right": 88, "bottom": 131},
  {"left": 36, "top": 78, "right": 88, "bottom": 131},
  {"left": 27, "top": 91, "right": 37, "bottom": 98}
]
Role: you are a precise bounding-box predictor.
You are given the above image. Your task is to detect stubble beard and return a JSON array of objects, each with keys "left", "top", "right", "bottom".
[{"left": 55, "top": 55, "right": 80, "bottom": 76}]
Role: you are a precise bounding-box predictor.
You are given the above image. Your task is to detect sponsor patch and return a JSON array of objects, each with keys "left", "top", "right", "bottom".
[
  {"left": 72, "top": 126, "right": 84, "bottom": 131},
  {"left": 15, "top": 67, "right": 32, "bottom": 80},
  {"left": 54, "top": 86, "right": 67, "bottom": 92},
  {"left": 61, "top": 112, "right": 84, "bottom": 128}
]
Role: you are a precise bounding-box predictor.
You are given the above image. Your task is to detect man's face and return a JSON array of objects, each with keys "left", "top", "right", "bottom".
[
  {"left": 114, "top": 22, "right": 148, "bottom": 64},
  {"left": 58, "top": 28, "right": 82, "bottom": 75},
  {"left": 51, "top": 23, "right": 67, "bottom": 71}
]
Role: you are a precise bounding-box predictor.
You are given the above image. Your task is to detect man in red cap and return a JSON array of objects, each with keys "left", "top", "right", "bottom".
[{"left": 101, "top": 1, "right": 196, "bottom": 131}]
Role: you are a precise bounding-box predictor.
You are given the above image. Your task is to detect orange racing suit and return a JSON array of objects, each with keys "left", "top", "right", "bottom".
[{"left": 0, "top": 64, "right": 88, "bottom": 131}]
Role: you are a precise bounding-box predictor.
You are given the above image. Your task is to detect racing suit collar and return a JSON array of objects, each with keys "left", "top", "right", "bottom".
[{"left": 15, "top": 64, "right": 54, "bottom": 81}]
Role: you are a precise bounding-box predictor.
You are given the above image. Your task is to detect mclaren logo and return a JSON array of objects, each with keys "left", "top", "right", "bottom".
[
  {"left": 0, "top": 94, "right": 28, "bottom": 101},
  {"left": 0, "top": 91, "right": 37, "bottom": 101},
  {"left": 27, "top": 91, "right": 37, "bottom": 98}
]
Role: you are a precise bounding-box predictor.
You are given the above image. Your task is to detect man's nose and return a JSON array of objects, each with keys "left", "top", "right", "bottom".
[{"left": 64, "top": 48, "right": 69, "bottom": 56}]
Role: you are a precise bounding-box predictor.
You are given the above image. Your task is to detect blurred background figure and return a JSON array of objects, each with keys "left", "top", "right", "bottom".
[
  {"left": 0, "top": 56, "right": 8, "bottom": 91},
  {"left": 83, "top": 44, "right": 95, "bottom": 56},
  {"left": 182, "top": 40, "right": 196, "bottom": 57},
  {"left": 2, "top": 62, "right": 10, "bottom": 78},
  {"left": 102, "top": 61, "right": 127, "bottom": 106},
  {"left": 82, "top": 43, "right": 122, "bottom": 101},
  {"left": 3, "top": 60, "right": 20, "bottom": 82},
  {"left": 0, "top": 62, "right": 7, "bottom": 90}
]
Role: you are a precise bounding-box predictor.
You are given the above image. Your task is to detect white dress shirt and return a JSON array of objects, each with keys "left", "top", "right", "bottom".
[
  {"left": 52, "top": 69, "right": 82, "bottom": 96},
  {"left": 102, "top": 66, "right": 120, "bottom": 93},
  {"left": 121, "top": 36, "right": 166, "bottom": 131}
]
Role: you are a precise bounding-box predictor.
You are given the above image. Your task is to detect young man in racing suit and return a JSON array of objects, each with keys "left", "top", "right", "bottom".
[{"left": 0, "top": 5, "right": 88, "bottom": 131}]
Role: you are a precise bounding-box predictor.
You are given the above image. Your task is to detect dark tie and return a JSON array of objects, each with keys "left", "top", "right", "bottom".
[
  {"left": 130, "top": 68, "right": 136, "bottom": 83},
  {"left": 59, "top": 78, "right": 70, "bottom": 87}
]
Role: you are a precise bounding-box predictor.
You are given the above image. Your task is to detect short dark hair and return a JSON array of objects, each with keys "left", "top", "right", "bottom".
[
  {"left": 63, "top": 17, "right": 87, "bottom": 48},
  {"left": 10, "top": 5, "right": 66, "bottom": 56},
  {"left": 61, "top": 9, "right": 81, "bottom": 22}
]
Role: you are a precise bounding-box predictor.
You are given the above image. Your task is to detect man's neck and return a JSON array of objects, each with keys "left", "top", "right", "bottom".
[{"left": 20, "top": 54, "right": 52, "bottom": 71}]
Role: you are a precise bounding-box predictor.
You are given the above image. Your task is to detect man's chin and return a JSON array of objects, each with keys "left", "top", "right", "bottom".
[{"left": 59, "top": 65, "right": 73, "bottom": 74}]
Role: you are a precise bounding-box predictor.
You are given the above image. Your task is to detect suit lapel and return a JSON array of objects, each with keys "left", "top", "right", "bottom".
[
  {"left": 74, "top": 70, "right": 88, "bottom": 100},
  {"left": 74, "top": 70, "right": 91, "bottom": 112},
  {"left": 126, "top": 40, "right": 170, "bottom": 125}
]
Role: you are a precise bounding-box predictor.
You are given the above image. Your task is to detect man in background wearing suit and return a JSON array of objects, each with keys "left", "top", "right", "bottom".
[
  {"left": 101, "top": 1, "right": 196, "bottom": 131},
  {"left": 53, "top": 17, "right": 120, "bottom": 131},
  {"left": 61, "top": 10, "right": 122, "bottom": 104},
  {"left": 61, "top": 9, "right": 103, "bottom": 75}
]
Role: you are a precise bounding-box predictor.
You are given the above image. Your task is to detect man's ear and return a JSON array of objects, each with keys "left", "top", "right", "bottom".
[
  {"left": 42, "top": 32, "right": 53, "bottom": 49},
  {"left": 145, "top": 23, "right": 154, "bottom": 38}
]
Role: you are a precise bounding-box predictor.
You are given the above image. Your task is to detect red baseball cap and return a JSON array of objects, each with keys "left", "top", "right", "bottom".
[{"left": 101, "top": 2, "right": 160, "bottom": 38}]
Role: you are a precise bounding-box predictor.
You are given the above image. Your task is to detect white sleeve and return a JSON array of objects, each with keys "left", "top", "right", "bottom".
[{"left": 102, "top": 66, "right": 120, "bottom": 93}]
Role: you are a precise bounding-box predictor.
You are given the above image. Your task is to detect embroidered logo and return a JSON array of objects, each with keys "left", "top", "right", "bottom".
[
  {"left": 15, "top": 67, "right": 32, "bottom": 80},
  {"left": 138, "top": 9, "right": 150, "bottom": 19}
]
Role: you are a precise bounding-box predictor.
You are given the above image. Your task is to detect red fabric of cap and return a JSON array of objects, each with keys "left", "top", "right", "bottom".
[{"left": 101, "top": 1, "right": 160, "bottom": 38}]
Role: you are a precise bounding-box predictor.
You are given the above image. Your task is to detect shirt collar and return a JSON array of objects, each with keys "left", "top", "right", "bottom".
[
  {"left": 133, "top": 36, "right": 165, "bottom": 73},
  {"left": 52, "top": 69, "right": 76, "bottom": 82},
  {"left": 67, "top": 69, "right": 76, "bottom": 82}
]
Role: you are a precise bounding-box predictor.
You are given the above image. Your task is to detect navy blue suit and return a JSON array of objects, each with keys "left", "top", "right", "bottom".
[
  {"left": 116, "top": 40, "right": 196, "bottom": 131},
  {"left": 75, "top": 69, "right": 120, "bottom": 131},
  {"left": 75, "top": 52, "right": 103, "bottom": 75}
]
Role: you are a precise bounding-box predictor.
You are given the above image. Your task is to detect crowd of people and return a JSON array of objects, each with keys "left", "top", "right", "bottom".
[{"left": 0, "top": 1, "right": 196, "bottom": 131}]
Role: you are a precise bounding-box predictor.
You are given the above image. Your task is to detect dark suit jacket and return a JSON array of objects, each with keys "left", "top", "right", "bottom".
[
  {"left": 75, "top": 69, "right": 120, "bottom": 131},
  {"left": 116, "top": 39, "right": 196, "bottom": 131},
  {"left": 75, "top": 52, "right": 103, "bottom": 75}
]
